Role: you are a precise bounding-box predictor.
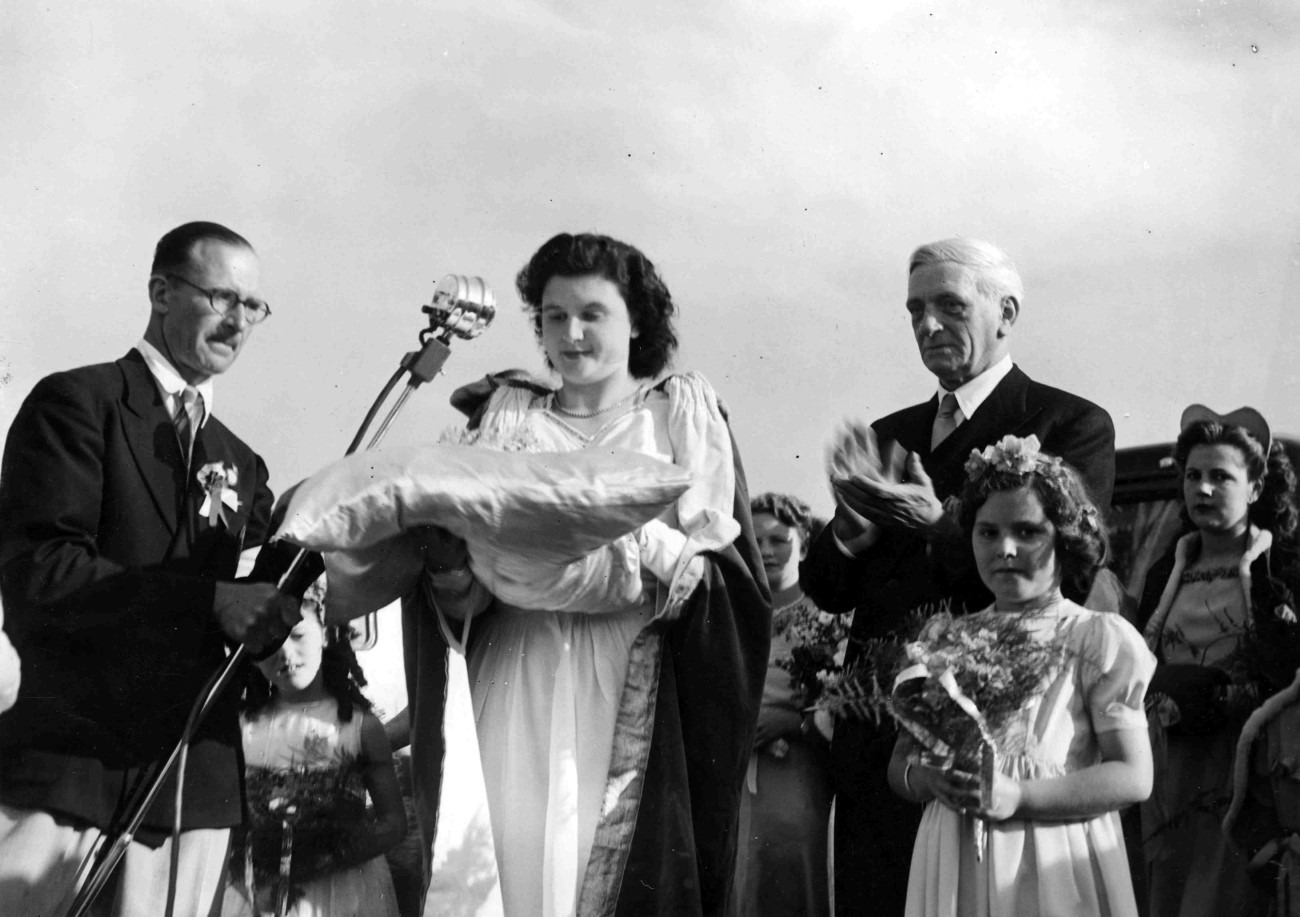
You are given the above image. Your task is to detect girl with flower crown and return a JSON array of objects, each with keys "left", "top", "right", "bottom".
[
  {"left": 1137, "top": 406, "right": 1300, "bottom": 917},
  {"left": 887, "top": 435, "right": 1154, "bottom": 917}
]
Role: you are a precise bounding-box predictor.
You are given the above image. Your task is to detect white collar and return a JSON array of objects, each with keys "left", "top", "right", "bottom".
[
  {"left": 135, "top": 339, "right": 213, "bottom": 427},
  {"left": 934, "top": 354, "right": 1013, "bottom": 422}
]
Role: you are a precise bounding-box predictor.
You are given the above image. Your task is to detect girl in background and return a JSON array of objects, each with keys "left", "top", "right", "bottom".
[{"left": 222, "top": 579, "right": 406, "bottom": 917}]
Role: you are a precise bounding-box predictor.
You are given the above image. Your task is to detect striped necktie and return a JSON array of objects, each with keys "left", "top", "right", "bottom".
[
  {"left": 174, "top": 386, "right": 203, "bottom": 465},
  {"left": 931, "top": 392, "right": 960, "bottom": 449}
]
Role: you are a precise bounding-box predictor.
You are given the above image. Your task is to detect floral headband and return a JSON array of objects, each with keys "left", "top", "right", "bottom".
[
  {"left": 963, "top": 434, "right": 1061, "bottom": 480},
  {"left": 959, "top": 434, "right": 1101, "bottom": 532}
]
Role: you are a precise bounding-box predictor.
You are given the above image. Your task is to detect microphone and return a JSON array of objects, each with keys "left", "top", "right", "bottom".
[
  {"left": 396, "top": 275, "right": 496, "bottom": 389},
  {"left": 423, "top": 274, "right": 496, "bottom": 342}
]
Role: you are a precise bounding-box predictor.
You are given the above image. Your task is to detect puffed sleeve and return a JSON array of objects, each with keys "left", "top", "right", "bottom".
[
  {"left": 638, "top": 372, "right": 742, "bottom": 618},
  {"left": 1082, "top": 611, "right": 1156, "bottom": 733}
]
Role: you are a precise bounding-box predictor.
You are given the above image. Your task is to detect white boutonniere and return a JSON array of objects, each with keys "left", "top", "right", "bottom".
[{"left": 196, "top": 462, "right": 241, "bottom": 528}]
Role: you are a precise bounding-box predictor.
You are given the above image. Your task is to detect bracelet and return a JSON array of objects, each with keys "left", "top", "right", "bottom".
[{"left": 903, "top": 761, "right": 916, "bottom": 798}]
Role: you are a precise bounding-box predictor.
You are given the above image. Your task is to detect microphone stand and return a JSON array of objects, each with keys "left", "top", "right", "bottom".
[{"left": 63, "top": 275, "right": 495, "bottom": 917}]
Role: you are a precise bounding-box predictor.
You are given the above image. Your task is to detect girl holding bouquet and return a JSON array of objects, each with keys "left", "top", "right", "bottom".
[
  {"left": 1138, "top": 406, "right": 1300, "bottom": 917},
  {"left": 887, "top": 436, "right": 1154, "bottom": 917},
  {"left": 222, "top": 579, "right": 406, "bottom": 917},
  {"left": 410, "top": 233, "right": 769, "bottom": 917}
]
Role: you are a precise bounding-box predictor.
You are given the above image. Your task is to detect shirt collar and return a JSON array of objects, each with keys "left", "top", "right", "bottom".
[
  {"left": 935, "top": 354, "right": 1013, "bottom": 422},
  {"left": 134, "top": 339, "right": 214, "bottom": 426}
]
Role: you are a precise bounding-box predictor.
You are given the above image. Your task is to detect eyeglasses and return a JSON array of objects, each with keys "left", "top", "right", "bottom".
[{"left": 165, "top": 274, "right": 272, "bottom": 324}]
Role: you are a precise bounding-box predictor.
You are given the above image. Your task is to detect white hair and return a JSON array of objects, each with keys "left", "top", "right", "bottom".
[{"left": 908, "top": 238, "right": 1024, "bottom": 305}]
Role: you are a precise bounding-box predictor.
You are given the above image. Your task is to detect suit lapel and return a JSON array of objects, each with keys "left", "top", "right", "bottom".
[
  {"left": 117, "top": 352, "right": 184, "bottom": 535},
  {"left": 969, "top": 366, "right": 1044, "bottom": 441},
  {"left": 896, "top": 399, "right": 938, "bottom": 459}
]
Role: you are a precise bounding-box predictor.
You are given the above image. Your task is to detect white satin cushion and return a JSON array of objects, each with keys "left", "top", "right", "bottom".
[{"left": 274, "top": 443, "right": 693, "bottom": 564}]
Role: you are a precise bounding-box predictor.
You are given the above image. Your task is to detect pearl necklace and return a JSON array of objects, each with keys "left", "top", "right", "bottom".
[{"left": 551, "top": 388, "right": 642, "bottom": 419}]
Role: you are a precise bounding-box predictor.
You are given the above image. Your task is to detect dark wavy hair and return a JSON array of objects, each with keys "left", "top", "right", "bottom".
[
  {"left": 750, "top": 492, "right": 820, "bottom": 545},
  {"left": 242, "top": 580, "right": 372, "bottom": 723},
  {"left": 150, "top": 221, "right": 253, "bottom": 276},
  {"left": 955, "top": 454, "right": 1109, "bottom": 601},
  {"left": 1175, "top": 420, "right": 1299, "bottom": 549},
  {"left": 515, "top": 232, "right": 678, "bottom": 379}
]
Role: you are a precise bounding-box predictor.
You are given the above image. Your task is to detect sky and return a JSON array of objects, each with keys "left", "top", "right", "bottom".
[
  {"left": 2, "top": 2, "right": 1298, "bottom": 903},
  {"left": 4, "top": 0, "right": 1299, "bottom": 520}
]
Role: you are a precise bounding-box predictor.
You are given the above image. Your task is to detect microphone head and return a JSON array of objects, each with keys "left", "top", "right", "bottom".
[{"left": 426, "top": 274, "right": 496, "bottom": 340}]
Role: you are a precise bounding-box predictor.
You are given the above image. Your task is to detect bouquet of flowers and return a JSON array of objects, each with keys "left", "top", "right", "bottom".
[
  {"left": 817, "top": 605, "right": 1065, "bottom": 856},
  {"left": 232, "top": 761, "right": 374, "bottom": 914},
  {"left": 773, "top": 600, "right": 853, "bottom": 706}
]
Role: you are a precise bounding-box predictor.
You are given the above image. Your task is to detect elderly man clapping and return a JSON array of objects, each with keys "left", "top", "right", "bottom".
[{"left": 801, "top": 237, "right": 1115, "bottom": 917}]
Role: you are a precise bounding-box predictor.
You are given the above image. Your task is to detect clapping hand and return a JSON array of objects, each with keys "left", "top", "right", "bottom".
[
  {"left": 832, "top": 452, "right": 946, "bottom": 537},
  {"left": 826, "top": 420, "right": 905, "bottom": 484},
  {"left": 826, "top": 421, "right": 906, "bottom": 551}
]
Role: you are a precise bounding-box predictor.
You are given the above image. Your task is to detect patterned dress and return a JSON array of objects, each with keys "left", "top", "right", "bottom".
[
  {"left": 221, "top": 698, "right": 400, "bottom": 917},
  {"left": 729, "top": 595, "right": 837, "bottom": 917},
  {"left": 1143, "top": 555, "right": 1262, "bottom": 917}
]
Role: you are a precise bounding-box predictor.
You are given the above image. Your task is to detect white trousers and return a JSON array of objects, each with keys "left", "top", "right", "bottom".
[{"left": 0, "top": 802, "right": 229, "bottom": 917}]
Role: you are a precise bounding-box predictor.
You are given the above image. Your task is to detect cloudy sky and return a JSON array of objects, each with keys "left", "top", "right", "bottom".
[{"left": 5, "top": 0, "right": 1299, "bottom": 518}]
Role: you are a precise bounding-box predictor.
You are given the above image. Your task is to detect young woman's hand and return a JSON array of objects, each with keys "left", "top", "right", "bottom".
[{"left": 753, "top": 708, "right": 802, "bottom": 748}]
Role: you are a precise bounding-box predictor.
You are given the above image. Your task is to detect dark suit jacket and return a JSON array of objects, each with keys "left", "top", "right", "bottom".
[
  {"left": 802, "top": 364, "right": 1115, "bottom": 636},
  {"left": 800, "top": 364, "right": 1114, "bottom": 914},
  {"left": 0, "top": 349, "right": 275, "bottom": 836}
]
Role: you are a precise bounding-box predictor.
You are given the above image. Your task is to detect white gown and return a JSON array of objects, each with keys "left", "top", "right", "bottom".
[{"left": 443, "top": 374, "right": 736, "bottom": 917}]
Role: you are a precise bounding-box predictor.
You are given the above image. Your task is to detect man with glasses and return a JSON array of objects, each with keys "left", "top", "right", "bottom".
[{"left": 0, "top": 222, "right": 300, "bottom": 916}]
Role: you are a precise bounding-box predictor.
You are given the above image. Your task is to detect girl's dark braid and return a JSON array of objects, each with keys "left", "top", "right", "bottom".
[{"left": 321, "top": 623, "right": 372, "bottom": 723}]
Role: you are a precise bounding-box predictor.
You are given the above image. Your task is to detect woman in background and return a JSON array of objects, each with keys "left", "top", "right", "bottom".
[
  {"left": 1139, "top": 405, "right": 1300, "bottom": 917},
  {"left": 730, "top": 492, "right": 839, "bottom": 917}
]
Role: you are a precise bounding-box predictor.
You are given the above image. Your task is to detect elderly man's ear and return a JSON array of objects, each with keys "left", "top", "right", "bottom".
[{"left": 997, "top": 295, "right": 1019, "bottom": 335}]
